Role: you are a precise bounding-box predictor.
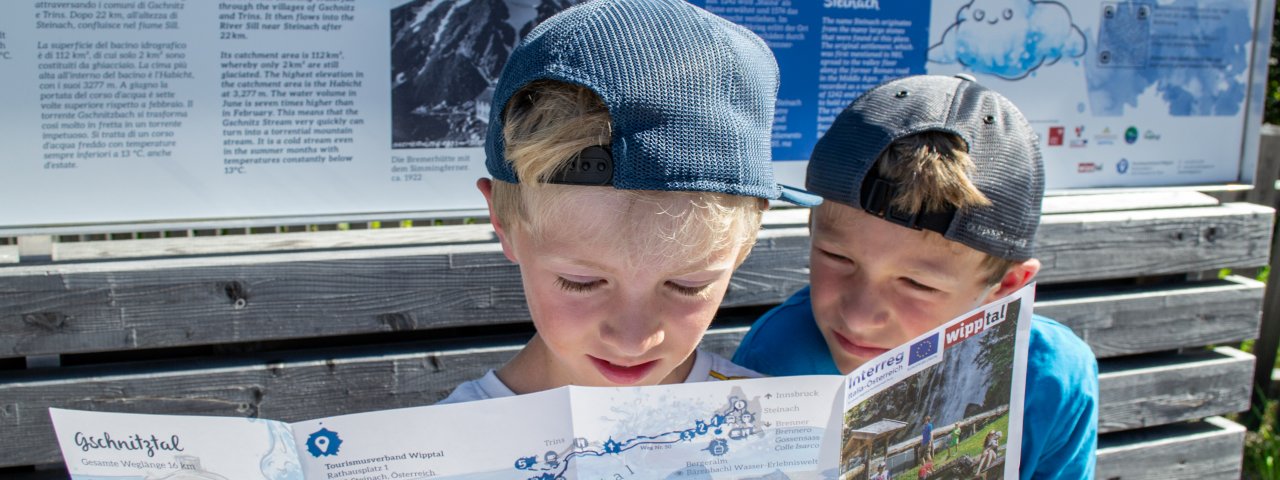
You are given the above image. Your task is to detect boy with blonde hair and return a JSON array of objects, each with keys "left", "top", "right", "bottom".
[
  {"left": 733, "top": 75, "right": 1098, "bottom": 478},
  {"left": 440, "top": 0, "right": 817, "bottom": 403}
]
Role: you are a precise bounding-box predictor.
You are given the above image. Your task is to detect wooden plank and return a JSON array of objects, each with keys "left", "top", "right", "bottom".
[
  {"left": 1096, "top": 416, "right": 1245, "bottom": 480},
  {"left": 21, "top": 193, "right": 1253, "bottom": 262},
  {"left": 0, "top": 229, "right": 810, "bottom": 357},
  {"left": 49, "top": 207, "right": 809, "bottom": 262},
  {"left": 1097, "top": 347, "right": 1253, "bottom": 434},
  {"left": 0, "top": 468, "right": 68, "bottom": 480},
  {"left": 0, "top": 336, "right": 1254, "bottom": 467},
  {"left": 1248, "top": 191, "right": 1280, "bottom": 428},
  {"left": 1043, "top": 191, "right": 1221, "bottom": 215},
  {"left": 0, "top": 209, "right": 493, "bottom": 238},
  {"left": 766, "top": 190, "right": 1225, "bottom": 226},
  {"left": 51, "top": 225, "right": 499, "bottom": 261},
  {"left": 0, "top": 245, "right": 17, "bottom": 264},
  {"left": 0, "top": 203, "right": 1270, "bottom": 357},
  {"left": 1037, "top": 276, "right": 1264, "bottom": 358},
  {"left": 1035, "top": 202, "right": 1273, "bottom": 283}
]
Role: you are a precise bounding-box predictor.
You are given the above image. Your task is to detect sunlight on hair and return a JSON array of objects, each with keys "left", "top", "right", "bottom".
[
  {"left": 491, "top": 80, "right": 765, "bottom": 267},
  {"left": 876, "top": 131, "right": 992, "bottom": 214}
]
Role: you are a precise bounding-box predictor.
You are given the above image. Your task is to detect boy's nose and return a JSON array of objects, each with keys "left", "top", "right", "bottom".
[
  {"left": 839, "top": 283, "right": 890, "bottom": 330},
  {"left": 600, "top": 308, "right": 665, "bottom": 357}
]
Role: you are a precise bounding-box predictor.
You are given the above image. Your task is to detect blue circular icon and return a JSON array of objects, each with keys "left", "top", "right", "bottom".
[
  {"left": 1116, "top": 158, "right": 1130, "bottom": 174},
  {"left": 1124, "top": 127, "right": 1139, "bottom": 144},
  {"left": 305, "top": 428, "right": 343, "bottom": 457}
]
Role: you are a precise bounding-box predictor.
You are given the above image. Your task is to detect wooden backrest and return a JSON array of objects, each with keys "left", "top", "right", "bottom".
[{"left": 0, "top": 191, "right": 1271, "bottom": 478}]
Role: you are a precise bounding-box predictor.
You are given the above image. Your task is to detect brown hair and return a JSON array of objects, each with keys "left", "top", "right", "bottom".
[{"left": 876, "top": 131, "right": 1015, "bottom": 284}]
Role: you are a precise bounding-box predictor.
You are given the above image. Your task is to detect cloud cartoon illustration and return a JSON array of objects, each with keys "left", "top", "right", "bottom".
[{"left": 930, "top": 0, "right": 1087, "bottom": 80}]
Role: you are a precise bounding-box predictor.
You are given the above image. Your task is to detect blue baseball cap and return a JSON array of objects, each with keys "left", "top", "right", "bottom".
[{"left": 484, "top": 0, "right": 820, "bottom": 207}]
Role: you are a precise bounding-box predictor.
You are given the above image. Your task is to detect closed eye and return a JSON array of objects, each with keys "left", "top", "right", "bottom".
[
  {"left": 902, "top": 277, "right": 940, "bottom": 293},
  {"left": 667, "top": 281, "right": 712, "bottom": 297},
  {"left": 556, "top": 277, "right": 605, "bottom": 293},
  {"left": 818, "top": 248, "right": 854, "bottom": 265}
]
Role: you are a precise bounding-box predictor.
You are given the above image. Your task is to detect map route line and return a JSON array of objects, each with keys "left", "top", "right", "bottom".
[{"left": 514, "top": 396, "right": 760, "bottom": 479}]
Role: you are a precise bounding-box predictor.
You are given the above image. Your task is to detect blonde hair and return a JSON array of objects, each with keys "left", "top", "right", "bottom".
[
  {"left": 490, "top": 80, "right": 764, "bottom": 265},
  {"left": 876, "top": 131, "right": 1015, "bottom": 284}
]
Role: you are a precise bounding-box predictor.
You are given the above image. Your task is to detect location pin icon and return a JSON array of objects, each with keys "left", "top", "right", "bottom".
[{"left": 315, "top": 437, "right": 329, "bottom": 452}]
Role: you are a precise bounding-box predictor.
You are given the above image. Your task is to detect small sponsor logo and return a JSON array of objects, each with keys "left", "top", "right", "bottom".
[
  {"left": 1124, "top": 126, "right": 1139, "bottom": 144},
  {"left": 909, "top": 333, "right": 940, "bottom": 365},
  {"left": 1077, "top": 162, "right": 1104, "bottom": 173},
  {"left": 1094, "top": 127, "right": 1118, "bottom": 146},
  {"left": 943, "top": 305, "right": 1008, "bottom": 348},
  {"left": 1069, "top": 138, "right": 1088, "bottom": 148},
  {"left": 1116, "top": 158, "right": 1130, "bottom": 174},
  {"left": 1144, "top": 130, "right": 1161, "bottom": 141},
  {"left": 1047, "top": 126, "right": 1064, "bottom": 146},
  {"left": 1073, "top": 125, "right": 1086, "bottom": 138}
]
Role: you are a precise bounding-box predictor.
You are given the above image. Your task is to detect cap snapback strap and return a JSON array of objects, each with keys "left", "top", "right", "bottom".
[{"left": 547, "top": 146, "right": 614, "bottom": 186}]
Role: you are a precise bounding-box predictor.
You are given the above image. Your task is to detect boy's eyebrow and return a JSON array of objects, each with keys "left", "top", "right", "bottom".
[
  {"left": 545, "top": 256, "right": 613, "bottom": 273},
  {"left": 545, "top": 255, "right": 733, "bottom": 279},
  {"left": 902, "top": 259, "right": 966, "bottom": 285}
]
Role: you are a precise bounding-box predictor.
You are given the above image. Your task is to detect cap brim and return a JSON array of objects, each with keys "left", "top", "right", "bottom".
[{"left": 777, "top": 184, "right": 823, "bottom": 207}]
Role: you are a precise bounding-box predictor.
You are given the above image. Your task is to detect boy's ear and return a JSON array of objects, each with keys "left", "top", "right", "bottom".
[
  {"left": 477, "top": 178, "right": 520, "bottom": 264},
  {"left": 987, "top": 258, "right": 1041, "bottom": 301}
]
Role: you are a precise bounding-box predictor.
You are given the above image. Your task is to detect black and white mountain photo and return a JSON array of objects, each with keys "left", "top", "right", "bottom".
[{"left": 390, "top": 0, "right": 582, "bottom": 149}]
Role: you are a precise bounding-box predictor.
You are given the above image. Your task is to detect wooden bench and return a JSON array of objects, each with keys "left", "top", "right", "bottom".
[{"left": 0, "top": 190, "right": 1271, "bottom": 478}]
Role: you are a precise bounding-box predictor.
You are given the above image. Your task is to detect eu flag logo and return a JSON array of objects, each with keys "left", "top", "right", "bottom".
[{"left": 909, "top": 333, "right": 939, "bottom": 365}]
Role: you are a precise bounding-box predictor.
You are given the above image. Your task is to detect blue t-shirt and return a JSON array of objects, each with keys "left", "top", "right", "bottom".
[{"left": 733, "top": 286, "right": 1099, "bottom": 480}]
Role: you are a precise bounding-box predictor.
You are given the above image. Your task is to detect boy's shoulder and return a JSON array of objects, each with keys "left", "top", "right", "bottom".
[
  {"left": 436, "top": 370, "right": 515, "bottom": 405},
  {"left": 1028, "top": 315, "right": 1098, "bottom": 382},
  {"left": 732, "top": 286, "right": 841, "bottom": 376},
  {"left": 1024, "top": 314, "right": 1098, "bottom": 428},
  {"left": 697, "top": 349, "right": 764, "bottom": 381},
  {"left": 1021, "top": 315, "right": 1098, "bottom": 478}
]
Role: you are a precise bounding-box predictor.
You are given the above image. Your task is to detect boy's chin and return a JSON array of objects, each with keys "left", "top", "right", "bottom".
[
  {"left": 826, "top": 335, "right": 891, "bottom": 374},
  {"left": 830, "top": 347, "right": 880, "bottom": 374}
]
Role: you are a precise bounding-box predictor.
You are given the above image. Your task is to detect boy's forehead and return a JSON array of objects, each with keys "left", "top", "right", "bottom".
[
  {"left": 524, "top": 187, "right": 741, "bottom": 270},
  {"left": 813, "top": 202, "right": 978, "bottom": 258},
  {"left": 532, "top": 186, "right": 690, "bottom": 225}
]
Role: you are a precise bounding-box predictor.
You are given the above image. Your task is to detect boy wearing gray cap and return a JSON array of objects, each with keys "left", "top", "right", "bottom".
[
  {"left": 733, "top": 75, "right": 1098, "bottom": 478},
  {"left": 439, "top": 0, "right": 817, "bottom": 404}
]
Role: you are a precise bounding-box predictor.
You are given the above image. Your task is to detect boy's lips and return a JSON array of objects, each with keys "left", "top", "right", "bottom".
[
  {"left": 832, "top": 331, "right": 890, "bottom": 360},
  {"left": 589, "top": 356, "right": 658, "bottom": 385}
]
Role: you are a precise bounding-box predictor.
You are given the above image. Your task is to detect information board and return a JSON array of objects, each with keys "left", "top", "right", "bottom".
[{"left": 0, "top": 0, "right": 1267, "bottom": 227}]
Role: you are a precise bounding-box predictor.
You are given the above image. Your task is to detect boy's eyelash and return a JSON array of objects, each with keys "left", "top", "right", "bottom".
[
  {"left": 556, "top": 277, "right": 604, "bottom": 292},
  {"left": 667, "top": 282, "right": 712, "bottom": 297},
  {"left": 904, "top": 278, "right": 939, "bottom": 293},
  {"left": 820, "top": 249, "right": 852, "bottom": 264}
]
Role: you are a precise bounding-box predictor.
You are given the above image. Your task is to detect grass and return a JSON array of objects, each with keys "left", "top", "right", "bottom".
[
  {"left": 892, "top": 414, "right": 1010, "bottom": 479},
  {"left": 1245, "top": 396, "right": 1280, "bottom": 480}
]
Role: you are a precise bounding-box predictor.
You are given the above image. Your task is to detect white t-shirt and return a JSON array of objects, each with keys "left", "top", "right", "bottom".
[{"left": 437, "top": 349, "right": 760, "bottom": 405}]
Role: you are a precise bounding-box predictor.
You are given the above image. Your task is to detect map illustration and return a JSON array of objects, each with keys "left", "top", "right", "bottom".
[{"left": 510, "top": 387, "right": 782, "bottom": 479}]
